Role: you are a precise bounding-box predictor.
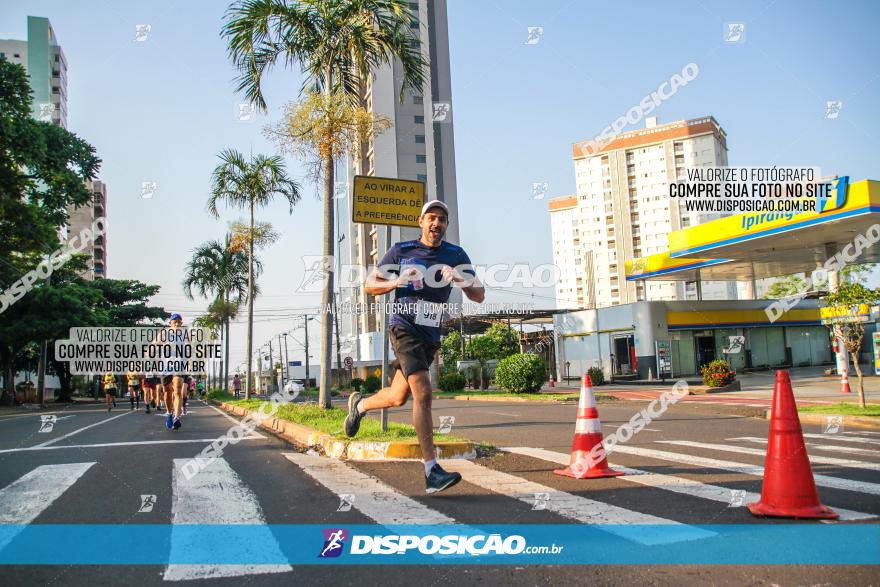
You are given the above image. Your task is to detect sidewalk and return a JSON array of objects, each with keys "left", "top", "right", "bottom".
[{"left": 546, "top": 365, "right": 879, "bottom": 406}]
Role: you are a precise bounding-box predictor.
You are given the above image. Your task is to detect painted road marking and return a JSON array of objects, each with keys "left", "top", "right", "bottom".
[
  {"left": 31, "top": 411, "right": 133, "bottom": 448},
  {"left": 730, "top": 437, "right": 880, "bottom": 458},
  {"left": 0, "top": 462, "right": 95, "bottom": 550},
  {"left": 0, "top": 437, "right": 263, "bottom": 455},
  {"left": 503, "top": 446, "right": 875, "bottom": 522},
  {"left": 200, "top": 401, "right": 266, "bottom": 438},
  {"left": 440, "top": 460, "right": 715, "bottom": 545},
  {"left": 163, "top": 458, "right": 291, "bottom": 581},
  {"left": 283, "top": 452, "right": 455, "bottom": 524},
  {"left": 660, "top": 440, "right": 880, "bottom": 472},
  {"left": 802, "top": 433, "right": 879, "bottom": 445},
  {"left": 608, "top": 445, "right": 880, "bottom": 496}
]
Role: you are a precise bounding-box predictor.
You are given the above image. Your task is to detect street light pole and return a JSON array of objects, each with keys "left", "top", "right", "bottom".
[{"left": 303, "top": 316, "right": 310, "bottom": 389}]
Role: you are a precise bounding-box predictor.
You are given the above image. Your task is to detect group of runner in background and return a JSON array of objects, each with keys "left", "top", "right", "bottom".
[{"left": 99, "top": 313, "right": 206, "bottom": 431}]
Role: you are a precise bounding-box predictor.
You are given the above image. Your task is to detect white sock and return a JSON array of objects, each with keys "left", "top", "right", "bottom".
[
  {"left": 356, "top": 399, "right": 366, "bottom": 414},
  {"left": 424, "top": 459, "right": 437, "bottom": 476}
]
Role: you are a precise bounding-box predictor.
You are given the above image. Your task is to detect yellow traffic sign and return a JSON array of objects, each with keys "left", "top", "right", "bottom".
[{"left": 352, "top": 175, "right": 425, "bottom": 227}]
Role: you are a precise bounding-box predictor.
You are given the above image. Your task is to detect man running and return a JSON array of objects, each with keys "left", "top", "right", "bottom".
[
  {"left": 345, "top": 200, "right": 484, "bottom": 494},
  {"left": 102, "top": 372, "right": 118, "bottom": 412},
  {"left": 162, "top": 313, "right": 187, "bottom": 430},
  {"left": 126, "top": 371, "right": 141, "bottom": 410}
]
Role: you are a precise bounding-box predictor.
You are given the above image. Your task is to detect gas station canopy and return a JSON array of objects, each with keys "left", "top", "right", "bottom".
[{"left": 626, "top": 179, "right": 880, "bottom": 282}]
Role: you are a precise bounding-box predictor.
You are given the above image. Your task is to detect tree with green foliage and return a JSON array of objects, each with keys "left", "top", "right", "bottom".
[
  {"left": 822, "top": 282, "right": 880, "bottom": 409},
  {"left": 484, "top": 322, "right": 519, "bottom": 358},
  {"left": 223, "top": 0, "right": 427, "bottom": 409},
  {"left": 0, "top": 57, "right": 104, "bottom": 404},
  {"left": 764, "top": 264, "right": 876, "bottom": 299},
  {"left": 207, "top": 149, "right": 300, "bottom": 399},
  {"left": 439, "top": 330, "right": 462, "bottom": 371},
  {"left": 183, "top": 234, "right": 256, "bottom": 395}
]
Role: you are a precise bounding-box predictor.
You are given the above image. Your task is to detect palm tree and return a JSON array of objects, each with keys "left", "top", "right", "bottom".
[
  {"left": 207, "top": 149, "right": 300, "bottom": 399},
  {"left": 182, "top": 235, "right": 258, "bottom": 396},
  {"left": 223, "top": 0, "right": 428, "bottom": 408}
]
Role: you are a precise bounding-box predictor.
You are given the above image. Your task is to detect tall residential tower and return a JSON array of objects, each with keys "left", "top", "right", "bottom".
[{"left": 549, "top": 116, "right": 737, "bottom": 309}]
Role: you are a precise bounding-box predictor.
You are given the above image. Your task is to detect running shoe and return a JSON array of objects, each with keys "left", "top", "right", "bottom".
[
  {"left": 425, "top": 463, "right": 462, "bottom": 495},
  {"left": 145, "top": 404, "right": 151, "bottom": 414},
  {"left": 151, "top": 400, "right": 157, "bottom": 409},
  {"left": 172, "top": 417, "right": 181, "bottom": 430},
  {"left": 344, "top": 392, "right": 364, "bottom": 437},
  {"left": 165, "top": 413, "right": 173, "bottom": 429}
]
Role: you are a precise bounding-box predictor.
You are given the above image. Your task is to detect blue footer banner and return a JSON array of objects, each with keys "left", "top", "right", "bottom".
[{"left": 1, "top": 524, "right": 878, "bottom": 565}]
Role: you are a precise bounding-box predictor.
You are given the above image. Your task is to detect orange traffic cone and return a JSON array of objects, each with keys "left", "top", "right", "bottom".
[
  {"left": 841, "top": 369, "right": 851, "bottom": 393},
  {"left": 747, "top": 370, "right": 838, "bottom": 519},
  {"left": 554, "top": 373, "right": 624, "bottom": 479}
]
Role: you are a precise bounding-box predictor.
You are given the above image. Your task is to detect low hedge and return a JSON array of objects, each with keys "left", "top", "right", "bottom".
[{"left": 495, "top": 353, "right": 547, "bottom": 393}]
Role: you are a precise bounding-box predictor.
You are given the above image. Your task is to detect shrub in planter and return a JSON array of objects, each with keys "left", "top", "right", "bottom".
[
  {"left": 363, "top": 375, "right": 382, "bottom": 394},
  {"left": 351, "top": 378, "right": 364, "bottom": 392},
  {"left": 438, "top": 373, "right": 466, "bottom": 392},
  {"left": 587, "top": 366, "right": 605, "bottom": 386},
  {"left": 495, "top": 353, "right": 547, "bottom": 393},
  {"left": 701, "top": 359, "right": 735, "bottom": 387}
]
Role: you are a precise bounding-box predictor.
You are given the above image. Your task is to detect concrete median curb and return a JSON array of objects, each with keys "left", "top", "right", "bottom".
[
  {"left": 765, "top": 409, "right": 880, "bottom": 430},
  {"left": 212, "top": 400, "right": 476, "bottom": 461}
]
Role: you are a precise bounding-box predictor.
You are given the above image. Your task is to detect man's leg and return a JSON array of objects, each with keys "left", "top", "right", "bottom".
[
  {"left": 361, "top": 370, "right": 410, "bottom": 411},
  {"left": 172, "top": 377, "right": 183, "bottom": 417},
  {"left": 407, "top": 370, "right": 435, "bottom": 463},
  {"left": 407, "top": 369, "right": 461, "bottom": 494}
]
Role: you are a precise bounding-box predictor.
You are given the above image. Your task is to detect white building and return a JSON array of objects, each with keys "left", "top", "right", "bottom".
[
  {"left": 549, "top": 116, "right": 739, "bottom": 309},
  {"left": 338, "top": 0, "right": 460, "bottom": 374}
]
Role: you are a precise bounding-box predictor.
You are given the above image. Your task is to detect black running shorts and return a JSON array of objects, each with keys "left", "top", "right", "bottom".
[{"left": 390, "top": 326, "right": 440, "bottom": 378}]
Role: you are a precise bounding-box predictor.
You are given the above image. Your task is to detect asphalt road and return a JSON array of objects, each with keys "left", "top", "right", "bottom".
[{"left": 0, "top": 396, "right": 877, "bottom": 586}]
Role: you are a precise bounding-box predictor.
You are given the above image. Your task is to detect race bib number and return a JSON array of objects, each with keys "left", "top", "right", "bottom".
[{"left": 415, "top": 300, "right": 442, "bottom": 327}]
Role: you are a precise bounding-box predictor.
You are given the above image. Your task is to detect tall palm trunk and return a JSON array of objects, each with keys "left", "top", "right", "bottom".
[
  {"left": 245, "top": 199, "right": 255, "bottom": 400},
  {"left": 319, "top": 66, "right": 335, "bottom": 409},
  {"left": 319, "top": 151, "right": 335, "bottom": 409}
]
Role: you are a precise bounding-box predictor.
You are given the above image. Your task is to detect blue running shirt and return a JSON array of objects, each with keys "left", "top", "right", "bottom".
[{"left": 377, "top": 240, "right": 476, "bottom": 344}]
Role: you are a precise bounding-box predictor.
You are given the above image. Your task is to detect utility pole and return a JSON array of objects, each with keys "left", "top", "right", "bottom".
[
  {"left": 282, "top": 333, "right": 289, "bottom": 386},
  {"left": 268, "top": 339, "right": 275, "bottom": 394},
  {"left": 303, "top": 315, "right": 310, "bottom": 389}
]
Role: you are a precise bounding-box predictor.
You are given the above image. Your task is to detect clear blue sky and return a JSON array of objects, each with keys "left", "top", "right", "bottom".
[{"left": 1, "top": 0, "right": 878, "bottom": 369}]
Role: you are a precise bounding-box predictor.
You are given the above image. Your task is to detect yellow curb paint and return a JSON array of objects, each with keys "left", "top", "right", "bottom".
[{"left": 214, "top": 401, "right": 476, "bottom": 460}]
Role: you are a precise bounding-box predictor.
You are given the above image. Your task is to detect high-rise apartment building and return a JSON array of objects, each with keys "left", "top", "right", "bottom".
[
  {"left": 338, "top": 0, "right": 460, "bottom": 369},
  {"left": 2, "top": 16, "right": 106, "bottom": 278},
  {"left": 549, "top": 116, "right": 737, "bottom": 309},
  {"left": 0, "top": 16, "right": 68, "bottom": 127}
]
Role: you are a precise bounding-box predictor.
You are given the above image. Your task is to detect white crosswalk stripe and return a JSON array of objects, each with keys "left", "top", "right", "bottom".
[
  {"left": 283, "top": 452, "right": 455, "bottom": 524},
  {"left": 441, "top": 460, "right": 716, "bottom": 545},
  {"left": 802, "top": 433, "right": 879, "bottom": 445},
  {"left": 729, "top": 436, "right": 880, "bottom": 458},
  {"left": 503, "top": 446, "right": 875, "bottom": 522},
  {"left": 163, "top": 458, "right": 291, "bottom": 582},
  {"left": 607, "top": 444, "right": 880, "bottom": 496},
  {"left": 659, "top": 440, "right": 880, "bottom": 472},
  {"left": 0, "top": 462, "right": 95, "bottom": 550}
]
